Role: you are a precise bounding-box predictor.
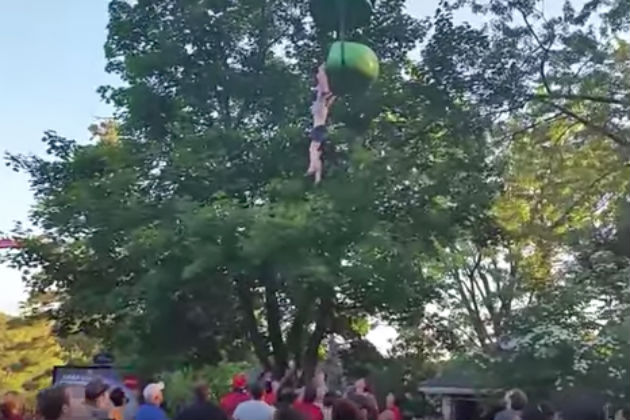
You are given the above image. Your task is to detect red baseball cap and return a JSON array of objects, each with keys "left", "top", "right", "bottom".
[
  {"left": 123, "top": 375, "right": 139, "bottom": 390},
  {"left": 232, "top": 373, "right": 247, "bottom": 388}
]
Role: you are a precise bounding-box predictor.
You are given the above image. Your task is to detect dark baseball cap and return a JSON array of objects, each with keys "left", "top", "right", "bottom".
[{"left": 85, "top": 378, "right": 109, "bottom": 400}]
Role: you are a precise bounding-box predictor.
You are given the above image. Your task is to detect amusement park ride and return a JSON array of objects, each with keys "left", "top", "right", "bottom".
[{"left": 0, "top": 238, "right": 21, "bottom": 249}]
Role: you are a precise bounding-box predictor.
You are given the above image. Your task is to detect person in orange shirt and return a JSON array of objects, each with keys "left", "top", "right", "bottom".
[{"left": 108, "top": 388, "right": 126, "bottom": 420}]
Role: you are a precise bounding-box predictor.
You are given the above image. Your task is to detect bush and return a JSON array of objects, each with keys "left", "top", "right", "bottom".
[{"left": 162, "top": 362, "right": 253, "bottom": 414}]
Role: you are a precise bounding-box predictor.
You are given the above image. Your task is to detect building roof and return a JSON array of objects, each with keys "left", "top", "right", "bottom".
[{"left": 418, "top": 365, "right": 496, "bottom": 395}]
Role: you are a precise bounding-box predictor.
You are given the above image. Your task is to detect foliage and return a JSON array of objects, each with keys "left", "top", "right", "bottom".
[
  {"left": 0, "top": 314, "right": 64, "bottom": 395},
  {"left": 161, "top": 362, "right": 253, "bottom": 414}
]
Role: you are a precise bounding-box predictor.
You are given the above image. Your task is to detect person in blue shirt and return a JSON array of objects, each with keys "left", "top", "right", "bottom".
[{"left": 135, "top": 382, "right": 168, "bottom": 420}]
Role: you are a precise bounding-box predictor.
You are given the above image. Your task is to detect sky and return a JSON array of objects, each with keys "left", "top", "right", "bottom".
[{"left": 0, "top": 0, "right": 567, "bottom": 351}]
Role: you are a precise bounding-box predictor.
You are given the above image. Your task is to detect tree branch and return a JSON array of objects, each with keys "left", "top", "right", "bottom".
[
  {"left": 518, "top": 8, "right": 629, "bottom": 147},
  {"left": 532, "top": 93, "right": 630, "bottom": 106},
  {"left": 453, "top": 270, "right": 489, "bottom": 348},
  {"left": 549, "top": 166, "right": 625, "bottom": 231},
  {"left": 544, "top": 100, "right": 629, "bottom": 147}
]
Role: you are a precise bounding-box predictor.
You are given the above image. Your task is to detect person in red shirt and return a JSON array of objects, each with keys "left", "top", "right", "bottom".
[
  {"left": 220, "top": 373, "right": 251, "bottom": 418},
  {"left": 379, "top": 393, "right": 401, "bottom": 420},
  {"left": 294, "top": 386, "right": 323, "bottom": 420},
  {"left": 259, "top": 370, "right": 278, "bottom": 406}
]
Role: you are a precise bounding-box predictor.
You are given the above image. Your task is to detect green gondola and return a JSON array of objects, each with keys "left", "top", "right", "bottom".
[
  {"left": 310, "top": 0, "right": 373, "bottom": 32},
  {"left": 325, "top": 41, "right": 379, "bottom": 94}
]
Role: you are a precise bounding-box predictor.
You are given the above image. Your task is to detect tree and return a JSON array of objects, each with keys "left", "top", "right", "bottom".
[
  {"left": 398, "top": 0, "right": 630, "bottom": 366},
  {"left": 423, "top": 0, "right": 629, "bottom": 151},
  {"left": 410, "top": 110, "right": 630, "bottom": 397},
  {"left": 0, "top": 314, "right": 64, "bottom": 394},
  {"left": 7, "top": 0, "right": 495, "bottom": 375}
]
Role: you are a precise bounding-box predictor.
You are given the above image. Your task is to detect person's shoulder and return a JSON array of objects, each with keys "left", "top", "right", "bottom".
[
  {"left": 494, "top": 409, "right": 518, "bottom": 420},
  {"left": 136, "top": 404, "right": 167, "bottom": 420},
  {"left": 233, "top": 400, "right": 251, "bottom": 414}
]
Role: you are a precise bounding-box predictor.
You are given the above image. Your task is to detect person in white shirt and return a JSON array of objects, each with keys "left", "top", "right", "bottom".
[
  {"left": 306, "top": 64, "right": 336, "bottom": 184},
  {"left": 233, "top": 383, "right": 276, "bottom": 420}
]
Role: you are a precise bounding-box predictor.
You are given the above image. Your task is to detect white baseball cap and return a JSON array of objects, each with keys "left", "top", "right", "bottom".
[{"left": 142, "top": 382, "right": 165, "bottom": 402}]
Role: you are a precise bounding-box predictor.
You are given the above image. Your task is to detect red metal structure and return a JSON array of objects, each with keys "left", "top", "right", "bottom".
[{"left": 0, "top": 238, "right": 21, "bottom": 249}]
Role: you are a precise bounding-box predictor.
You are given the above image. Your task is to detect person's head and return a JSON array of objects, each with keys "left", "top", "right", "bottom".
[
  {"left": 1, "top": 391, "right": 21, "bottom": 418},
  {"left": 354, "top": 378, "right": 366, "bottom": 393},
  {"left": 538, "top": 401, "right": 555, "bottom": 420},
  {"left": 232, "top": 373, "right": 248, "bottom": 392},
  {"left": 85, "top": 378, "right": 109, "bottom": 408},
  {"left": 354, "top": 395, "right": 378, "bottom": 420},
  {"left": 332, "top": 398, "right": 362, "bottom": 420},
  {"left": 260, "top": 370, "right": 273, "bottom": 382},
  {"left": 275, "top": 407, "right": 307, "bottom": 420},
  {"left": 123, "top": 376, "right": 140, "bottom": 398},
  {"left": 323, "top": 391, "right": 338, "bottom": 408},
  {"left": 250, "top": 382, "right": 264, "bottom": 400},
  {"left": 301, "top": 386, "right": 316, "bottom": 404},
  {"left": 142, "top": 382, "right": 165, "bottom": 407},
  {"left": 109, "top": 387, "right": 126, "bottom": 408},
  {"left": 385, "top": 393, "right": 397, "bottom": 409},
  {"left": 522, "top": 404, "right": 544, "bottom": 420},
  {"left": 37, "top": 386, "right": 70, "bottom": 420},
  {"left": 277, "top": 388, "right": 297, "bottom": 407},
  {"left": 504, "top": 389, "right": 528, "bottom": 411},
  {"left": 193, "top": 383, "right": 209, "bottom": 403}
]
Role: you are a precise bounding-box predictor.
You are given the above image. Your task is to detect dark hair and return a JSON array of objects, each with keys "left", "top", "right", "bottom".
[
  {"left": 622, "top": 406, "right": 630, "bottom": 420},
  {"left": 508, "top": 389, "right": 528, "bottom": 411},
  {"left": 193, "top": 384, "right": 209, "bottom": 402},
  {"left": 353, "top": 394, "right": 378, "bottom": 420},
  {"left": 250, "top": 382, "right": 264, "bottom": 400},
  {"left": 109, "top": 387, "right": 126, "bottom": 407},
  {"left": 522, "top": 404, "right": 544, "bottom": 420},
  {"left": 277, "top": 388, "right": 297, "bottom": 407},
  {"left": 275, "top": 407, "right": 306, "bottom": 420},
  {"left": 303, "top": 386, "right": 317, "bottom": 404},
  {"left": 538, "top": 401, "right": 555, "bottom": 420},
  {"left": 332, "top": 399, "right": 361, "bottom": 420},
  {"left": 37, "top": 386, "right": 68, "bottom": 420},
  {"left": 323, "top": 391, "right": 338, "bottom": 408}
]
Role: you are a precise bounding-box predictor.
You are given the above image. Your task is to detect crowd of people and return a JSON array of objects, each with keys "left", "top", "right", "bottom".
[{"left": 0, "top": 371, "right": 628, "bottom": 420}]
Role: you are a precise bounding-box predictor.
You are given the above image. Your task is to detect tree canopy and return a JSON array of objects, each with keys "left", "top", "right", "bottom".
[{"left": 6, "top": 0, "right": 495, "bottom": 376}]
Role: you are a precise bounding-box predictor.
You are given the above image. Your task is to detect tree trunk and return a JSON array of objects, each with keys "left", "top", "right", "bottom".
[
  {"left": 234, "top": 278, "right": 271, "bottom": 369},
  {"left": 286, "top": 287, "right": 314, "bottom": 368},
  {"left": 302, "top": 295, "right": 332, "bottom": 381},
  {"left": 261, "top": 266, "right": 288, "bottom": 371}
]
